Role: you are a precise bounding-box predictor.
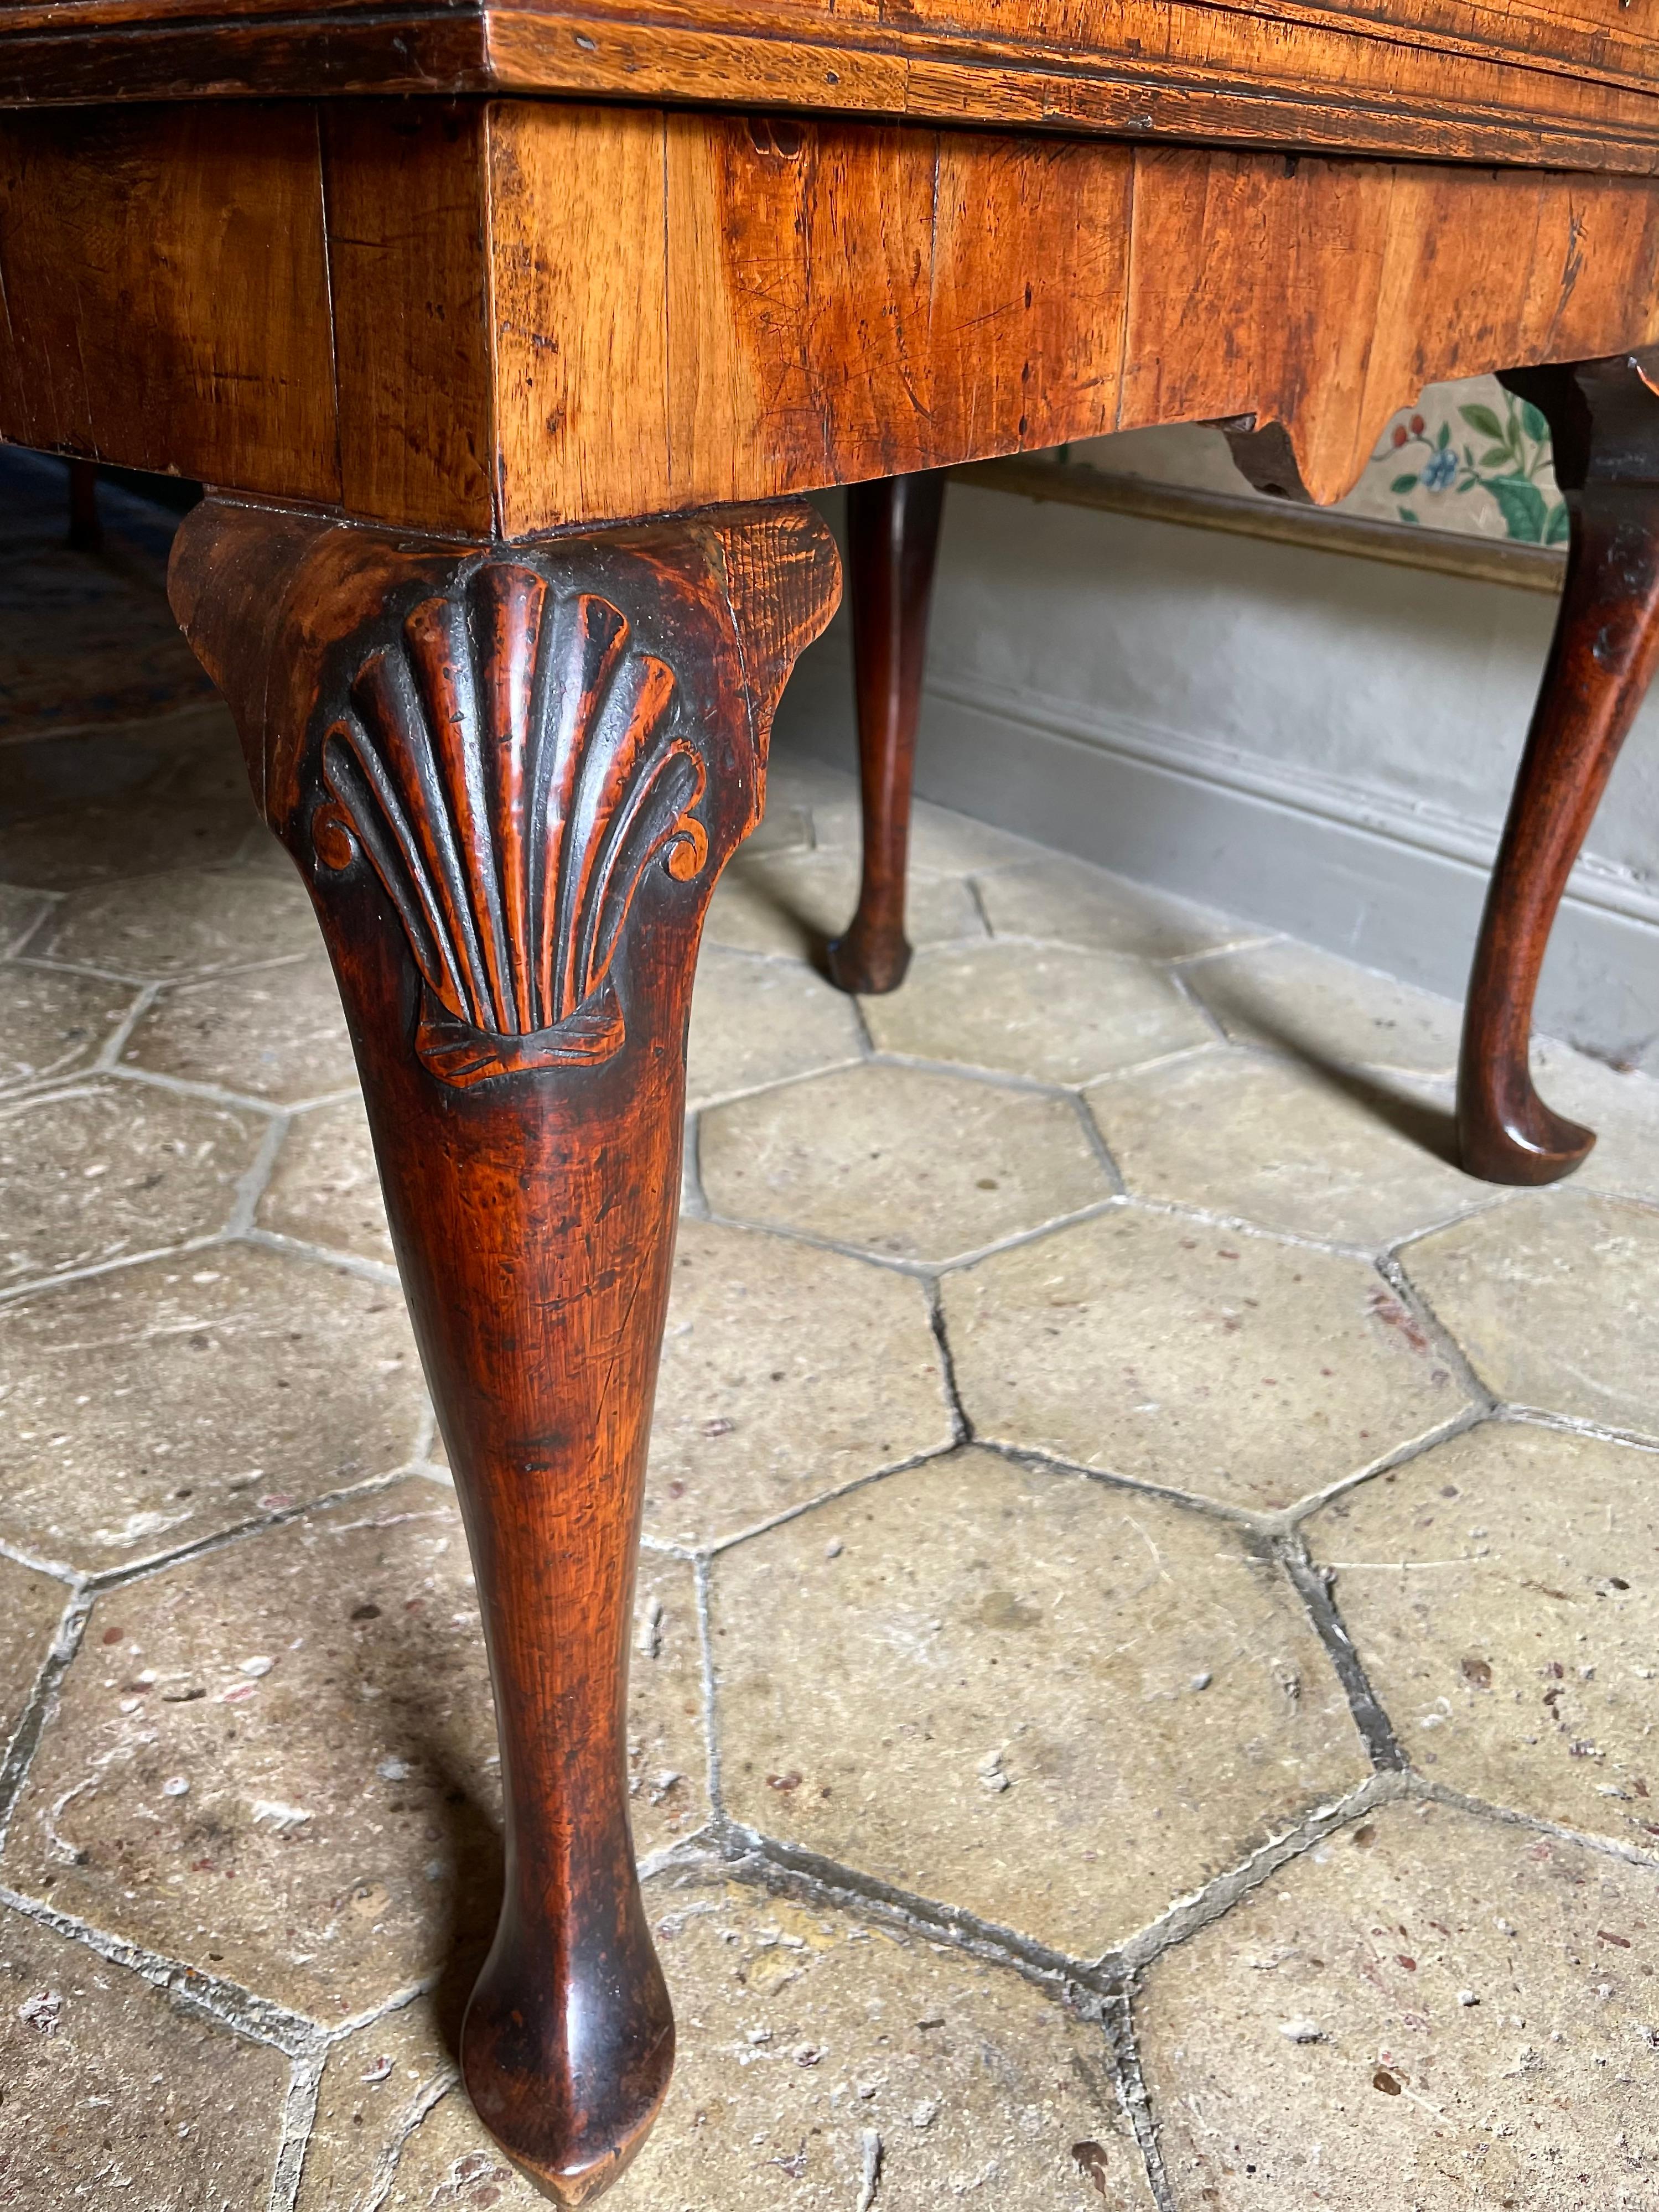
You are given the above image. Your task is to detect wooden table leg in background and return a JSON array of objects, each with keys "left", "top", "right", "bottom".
[
  {"left": 827, "top": 471, "right": 947, "bottom": 995},
  {"left": 167, "top": 496, "right": 839, "bottom": 2204},
  {"left": 1459, "top": 352, "right": 1659, "bottom": 1183},
  {"left": 65, "top": 458, "right": 103, "bottom": 553}
]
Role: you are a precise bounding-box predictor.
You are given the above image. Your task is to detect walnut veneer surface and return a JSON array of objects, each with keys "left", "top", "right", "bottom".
[{"left": 6, "top": 0, "right": 1659, "bottom": 2200}]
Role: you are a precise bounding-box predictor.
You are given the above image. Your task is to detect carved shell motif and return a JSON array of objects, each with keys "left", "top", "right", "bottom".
[{"left": 312, "top": 564, "right": 709, "bottom": 1087}]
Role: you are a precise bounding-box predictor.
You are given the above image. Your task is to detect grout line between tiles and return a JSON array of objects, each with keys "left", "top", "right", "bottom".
[
  {"left": 1069, "top": 1082, "right": 1126, "bottom": 1190},
  {"left": 698, "top": 1440, "right": 963, "bottom": 1560},
  {"left": 1371, "top": 1246, "right": 1496, "bottom": 1412},
  {"left": 235, "top": 1225, "right": 405, "bottom": 1289},
  {"left": 0, "top": 1881, "right": 322, "bottom": 2057},
  {"left": 79, "top": 1467, "right": 421, "bottom": 1596},
  {"left": 1275, "top": 1529, "right": 1406, "bottom": 1770},
  {"left": 977, "top": 1437, "right": 1265, "bottom": 1533},
  {"left": 680, "top": 1108, "right": 711, "bottom": 1221},
  {"left": 1280, "top": 1398, "right": 1495, "bottom": 1526},
  {"left": 687, "top": 1050, "right": 867, "bottom": 1120},
  {"left": 1103, "top": 1989, "right": 1177, "bottom": 2212},
  {"left": 225, "top": 1110, "right": 291, "bottom": 1235},
  {"left": 0, "top": 1531, "right": 83, "bottom": 1582},
  {"left": 0, "top": 1586, "right": 92, "bottom": 1850},
  {"left": 1414, "top": 1776, "right": 1659, "bottom": 1874},
  {"left": 692, "top": 1191, "right": 1129, "bottom": 1286},
  {"left": 1106, "top": 1771, "right": 1407, "bottom": 1981},
  {"left": 1496, "top": 1401, "right": 1659, "bottom": 1452},
  {"left": 0, "top": 1233, "right": 225, "bottom": 1309},
  {"left": 106, "top": 1061, "right": 290, "bottom": 1117},
  {"left": 92, "top": 978, "right": 159, "bottom": 1071},
  {"left": 692, "top": 1552, "right": 727, "bottom": 1827},
  {"left": 355, "top": 2065, "right": 460, "bottom": 2212},
  {"left": 921, "top": 1278, "right": 971, "bottom": 1445},
  {"left": 270, "top": 2047, "right": 327, "bottom": 2212},
  {"left": 709, "top": 1820, "right": 1102, "bottom": 1996}
]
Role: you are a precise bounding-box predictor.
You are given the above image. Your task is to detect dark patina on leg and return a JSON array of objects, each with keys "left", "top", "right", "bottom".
[
  {"left": 1459, "top": 352, "right": 1659, "bottom": 1183},
  {"left": 828, "top": 470, "right": 947, "bottom": 995},
  {"left": 169, "top": 498, "right": 839, "bottom": 2203}
]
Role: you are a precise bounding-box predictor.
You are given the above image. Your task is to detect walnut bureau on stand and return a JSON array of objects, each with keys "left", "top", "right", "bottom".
[{"left": 7, "top": 5, "right": 1659, "bottom": 2197}]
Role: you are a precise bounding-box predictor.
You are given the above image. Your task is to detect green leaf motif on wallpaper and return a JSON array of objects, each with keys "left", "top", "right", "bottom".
[
  {"left": 1486, "top": 475, "right": 1547, "bottom": 543},
  {"left": 1376, "top": 389, "right": 1567, "bottom": 544},
  {"left": 1458, "top": 402, "right": 1506, "bottom": 442}
]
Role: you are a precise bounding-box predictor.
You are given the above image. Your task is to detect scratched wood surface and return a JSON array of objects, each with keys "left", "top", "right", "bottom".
[
  {"left": 7, "top": 100, "right": 1659, "bottom": 528},
  {"left": 0, "top": 103, "right": 339, "bottom": 501},
  {"left": 14, "top": 0, "right": 1659, "bottom": 178}
]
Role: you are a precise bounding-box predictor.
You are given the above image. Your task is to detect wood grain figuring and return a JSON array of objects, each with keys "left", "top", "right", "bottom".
[
  {"left": 169, "top": 492, "right": 841, "bottom": 2204},
  {"left": 323, "top": 102, "right": 495, "bottom": 534},
  {"left": 0, "top": 9, "right": 491, "bottom": 107},
  {"left": 484, "top": 0, "right": 1659, "bottom": 170},
  {"left": 487, "top": 101, "right": 670, "bottom": 529},
  {"left": 0, "top": 103, "right": 338, "bottom": 497},
  {"left": 490, "top": 106, "right": 1659, "bottom": 521},
  {"left": 8, "top": 102, "right": 1659, "bottom": 527},
  {"left": 1118, "top": 150, "right": 1659, "bottom": 501},
  {"left": 20, "top": 0, "right": 1659, "bottom": 180},
  {"left": 489, "top": 105, "right": 1131, "bottom": 528},
  {"left": 1458, "top": 354, "right": 1659, "bottom": 1185}
]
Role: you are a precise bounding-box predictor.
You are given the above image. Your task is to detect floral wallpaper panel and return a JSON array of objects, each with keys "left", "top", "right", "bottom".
[
  {"left": 1337, "top": 375, "right": 1566, "bottom": 543},
  {"left": 1062, "top": 372, "right": 1567, "bottom": 547}
]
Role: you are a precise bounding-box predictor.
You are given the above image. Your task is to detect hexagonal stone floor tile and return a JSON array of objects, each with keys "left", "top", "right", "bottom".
[
  {"left": 1088, "top": 1050, "right": 1481, "bottom": 1247},
  {"left": 1138, "top": 1796, "right": 1659, "bottom": 2209},
  {"left": 698, "top": 1063, "right": 1109, "bottom": 1266},
  {"left": 1402, "top": 1188, "right": 1659, "bottom": 1435},
  {"left": 294, "top": 1992, "right": 458, "bottom": 2212},
  {"left": 0, "top": 1905, "right": 289, "bottom": 2205},
  {"left": 0, "top": 1557, "right": 65, "bottom": 1746},
  {"left": 1525, "top": 1040, "right": 1659, "bottom": 1207},
  {"left": 0, "top": 1080, "right": 267, "bottom": 1286},
  {"left": 0, "top": 885, "right": 50, "bottom": 956},
  {"left": 647, "top": 1218, "right": 953, "bottom": 1546},
  {"left": 976, "top": 853, "right": 1261, "bottom": 963},
  {"left": 1, "top": 1480, "right": 705, "bottom": 2018},
  {"left": 257, "top": 1095, "right": 394, "bottom": 1266},
  {"left": 0, "top": 1244, "right": 428, "bottom": 1571},
  {"left": 0, "top": 715, "right": 256, "bottom": 891},
  {"left": 299, "top": 1866, "right": 1153, "bottom": 2212},
  {"left": 706, "top": 847, "right": 983, "bottom": 964},
  {"left": 37, "top": 865, "right": 321, "bottom": 980},
  {"left": 860, "top": 941, "right": 1212, "bottom": 1087},
  {"left": 943, "top": 1209, "right": 1470, "bottom": 1512},
  {"left": 1307, "top": 1421, "right": 1659, "bottom": 1848},
  {"left": 1184, "top": 941, "right": 1465, "bottom": 1077},
  {"left": 711, "top": 1450, "right": 1366, "bottom": 1956},
  {"left": 123, "top": 953, "right": 355, "bottom": 1104},
  {"left": 686, "top": 946, "right": 863, "bottom": 1109},
  {"left": 0, "top": 962, "right": 138, "bottom": 1097}
]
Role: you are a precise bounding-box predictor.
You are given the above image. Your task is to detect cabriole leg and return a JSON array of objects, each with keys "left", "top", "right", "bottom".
[
  {"left": 827, "top": 470, "right": 947, "bottom": 995},
  {"left": 168, "top": 497, "right": 839, "bottom": 2203},
  {"left": 1459, "top": 353, "right": 1659, "bottom": 1183}
]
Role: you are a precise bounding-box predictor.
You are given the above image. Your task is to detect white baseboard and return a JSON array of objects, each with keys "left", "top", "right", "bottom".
[{"left": 775, "top": 632, "right": 1659, "bottom": 1068}]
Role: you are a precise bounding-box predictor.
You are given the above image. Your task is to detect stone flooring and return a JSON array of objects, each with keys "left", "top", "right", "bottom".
[{"left": 7, "top": 488, "right": 1659, "bottom": 2209}]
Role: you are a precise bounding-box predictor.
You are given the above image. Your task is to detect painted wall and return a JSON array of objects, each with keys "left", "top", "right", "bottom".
[{"left": 775, "top": 442, "right": 1659, "bottom": 1069}]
